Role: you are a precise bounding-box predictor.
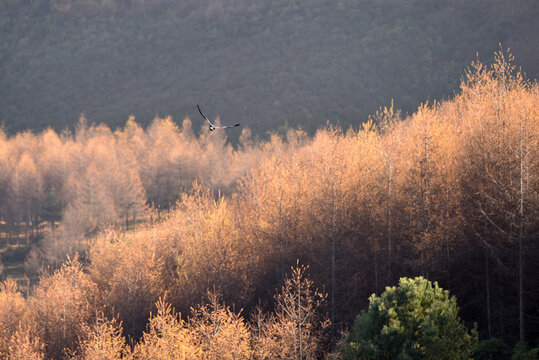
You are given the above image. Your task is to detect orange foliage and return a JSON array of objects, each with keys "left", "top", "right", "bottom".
[
  {"left": 26, "top": 255, "right": 94, "bottom": 359},
  {"left": 72, "top": 314, "right": 128, "bottom": 360},
  {"left": 188, "top": 292, "right": 252, "bottom": 360},
  {"left": 7, "top": 327, "right": 45, "bottom": 360},
  {"left": 0, "top": 280, "right": 27, "bottom": 358},
  {"left": 0, "top": 49, "right": 536, "bottom": 353},
  {"left": 133, "top": 299, "right": 201, "bottom": 360},
  {"left": 252, "top": 264, "right": 329, "bottom": 360}
]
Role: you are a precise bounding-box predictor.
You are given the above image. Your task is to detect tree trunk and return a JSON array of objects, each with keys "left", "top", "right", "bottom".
[
  {"left": 331, "top": 183, "right": 336, "bottom": 340},
  {"left": 374, "top": 238, "right": 379, "bottom": 295},
  {"left": 485, "top": 249, "right": 492, "bottom": 338},
  {"left": 387, "top": 155, "right": 392, "bottom": 281},
  {"left": 279, "top": 188, "right": 285, "bottom": 280},
  {"left": 518, "top": 115, "right": 526, "bottom": 342},
  {"left": 6, "top": 222, "right": 10, "bottom": 244},
  {"left": 25, "top": 218, "right": 29, "bottom": 244},
  {"left": 297, "top": 282, "right": 302, "bottom": 360},
  {"left": 133, "top": 211, "right": 137, "bottom": 238},
  {"left": 518, "top": 222, "right": 524, "bottom": 341}
]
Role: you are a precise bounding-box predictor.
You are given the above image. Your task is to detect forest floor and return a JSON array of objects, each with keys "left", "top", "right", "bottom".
[
  {"left": 0, "top": 243, "right": 30, "bottom": 276},
  {"left": 0, "top": 241, "right": 32, "bottom": 296}
]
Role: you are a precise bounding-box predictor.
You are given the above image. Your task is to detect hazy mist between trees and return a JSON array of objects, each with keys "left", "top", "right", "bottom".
[{"left": 0, "top": 51, "right": 537, "bottom": 358}]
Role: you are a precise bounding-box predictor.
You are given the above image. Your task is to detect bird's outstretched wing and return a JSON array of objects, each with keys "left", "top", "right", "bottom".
[
  {"left": 197, "top": 104, "right": 213, "bottom": 127},
  {"left": 214, "top": 124, "right": 240, "bottom": 129}
]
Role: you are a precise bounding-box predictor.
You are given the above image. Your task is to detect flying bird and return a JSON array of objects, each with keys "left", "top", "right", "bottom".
[{"left": 197, "top": 104, "right": 240, "bottom": 131}]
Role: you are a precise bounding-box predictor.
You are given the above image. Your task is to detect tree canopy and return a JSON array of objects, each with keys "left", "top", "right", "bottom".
[{"left": 337, "top": 277, "right": 478, "bottom": 360}]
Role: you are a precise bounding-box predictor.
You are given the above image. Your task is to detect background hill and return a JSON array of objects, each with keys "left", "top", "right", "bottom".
[{"left": 1, "top": 0, "right": 538, "bottom": 138}]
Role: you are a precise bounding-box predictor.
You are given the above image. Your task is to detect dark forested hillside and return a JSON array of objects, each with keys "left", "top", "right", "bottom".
[{"left": 0, "top": 0, "right": 537, "bottom": 137}]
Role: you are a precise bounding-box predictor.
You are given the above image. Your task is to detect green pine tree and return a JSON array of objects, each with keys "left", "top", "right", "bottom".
[
  {"left": 336, "top": 277, "right": 477, "bottom": 360},
  {"left": 40, "top": 187, "right": 63, "bottom": 232}
]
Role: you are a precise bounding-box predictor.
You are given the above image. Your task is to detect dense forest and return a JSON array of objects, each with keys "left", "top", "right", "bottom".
[
  {"left": 0, "top": 50, "right": 537, "bottom": 358},
  {"left": 0, "top": 0, "right": 538, "bottom": 138}
]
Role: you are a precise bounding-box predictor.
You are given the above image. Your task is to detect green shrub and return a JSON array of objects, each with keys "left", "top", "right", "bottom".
[{"left": 472, "top": 338, "right": 512, "bottom": 360}]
